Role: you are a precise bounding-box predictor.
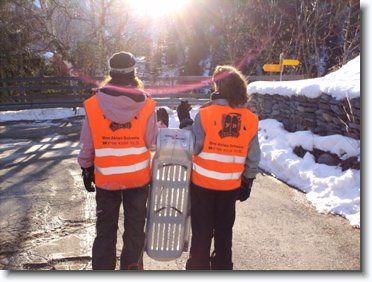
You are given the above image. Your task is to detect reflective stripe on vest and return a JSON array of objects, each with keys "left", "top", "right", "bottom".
[
  {"left": 84, "top": 94, "right": 156, "bottom": 190},
  {"left": 198, "top": 151, "right": 246, "bottom": 164},
  {"left": 192, "top": 104, "right": 258, "bottom": 191},
  {"left": 193, "top": 162, "right": 243, "bottom": 180},
  {"left": 96, "top": 159, "right": 150, "bottom": 175},
  {"left": 95, "top": 147, "right": 148, "bottom": 157}
]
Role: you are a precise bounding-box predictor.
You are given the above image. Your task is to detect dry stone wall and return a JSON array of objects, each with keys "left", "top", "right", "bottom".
[{"left": 248, "top": 93, "right": 360, "bottom": 140}]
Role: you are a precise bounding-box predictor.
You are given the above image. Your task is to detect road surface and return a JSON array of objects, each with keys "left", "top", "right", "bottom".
[{"left": 0, "top": 117, "right": 360, "bottom": 270}]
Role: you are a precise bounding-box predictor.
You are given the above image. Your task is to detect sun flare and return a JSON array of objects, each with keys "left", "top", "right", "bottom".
[{"left": 127, "top": 0, "right": 189, "bottom": 18}]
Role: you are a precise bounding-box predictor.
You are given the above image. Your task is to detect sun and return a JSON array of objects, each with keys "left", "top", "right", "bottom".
[{"left": 127, "top": 0, "right": 189, "bottom": 18}]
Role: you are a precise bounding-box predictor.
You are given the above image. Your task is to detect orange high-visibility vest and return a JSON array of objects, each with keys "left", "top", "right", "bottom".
[
  {"left": 84, "top": 94, "right": 156, "bottom": 190},
  {"left": 192, "top": 104, "right": 258, "bottom": 191}
]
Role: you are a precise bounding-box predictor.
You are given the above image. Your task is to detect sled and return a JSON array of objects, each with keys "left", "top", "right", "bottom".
[{"left": 145, "top": 128, "right": 194, "bottom": 261}]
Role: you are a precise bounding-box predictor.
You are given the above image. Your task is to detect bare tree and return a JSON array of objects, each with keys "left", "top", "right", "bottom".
[
  {"left": 1, "top": 0, "right": 360, "bottom": 78},
  {"left": 238, "top": 0, "right": 360, "bottom": 77}
]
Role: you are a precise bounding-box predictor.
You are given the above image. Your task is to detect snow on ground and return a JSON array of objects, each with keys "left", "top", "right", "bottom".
[
  {"left": 0, "top": 107, "right": 85, "bottom": 122},
  {"left": 258, "top": 119, "right": 360, "bottom": 227}
]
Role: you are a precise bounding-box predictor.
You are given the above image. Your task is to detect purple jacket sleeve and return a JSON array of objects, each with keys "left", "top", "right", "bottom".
[
  {"left": 145, "top": 111, "right": 161, "bottom": 151},
  {"left": 77, "top": 116, "right": 95, "bottom": 168}
]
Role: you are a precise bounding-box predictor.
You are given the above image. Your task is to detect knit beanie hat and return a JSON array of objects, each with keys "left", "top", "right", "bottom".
[{"left": 109, "top": 51, "right": 136, "bottom": 77}]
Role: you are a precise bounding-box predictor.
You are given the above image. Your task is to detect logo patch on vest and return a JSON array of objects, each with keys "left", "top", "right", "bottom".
[
  {"left": 110, "top": 121, "right": 132, "bottom": 131},
  {"left": 219, "top": 113, "right": 241, "bottom": 138}
]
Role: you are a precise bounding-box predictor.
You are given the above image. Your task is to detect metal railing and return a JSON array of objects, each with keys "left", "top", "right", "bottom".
[{"left": 0, "top": 75, "right": 304, "bottom": 111}]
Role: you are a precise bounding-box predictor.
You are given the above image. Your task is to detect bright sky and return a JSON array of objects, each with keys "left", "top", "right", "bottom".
[{"left": 126, "top": 0, "right": 189, "bottom": 18}]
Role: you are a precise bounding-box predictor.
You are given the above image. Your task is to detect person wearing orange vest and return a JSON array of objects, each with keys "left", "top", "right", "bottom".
[
  {"left": 78, "top": 51, "right": 168, "bottom": 270},
  {"left": 177, "top": 65, "right": 261, "bottom": 270}
]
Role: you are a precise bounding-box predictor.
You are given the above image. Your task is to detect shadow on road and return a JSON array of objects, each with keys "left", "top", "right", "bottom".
[{"left": 0, "top": 118, "right": 94, "bottom": 270}]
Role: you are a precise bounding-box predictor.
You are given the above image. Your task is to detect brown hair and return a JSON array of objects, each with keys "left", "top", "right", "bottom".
[
  {"left": 99, "top": 71, "right": 144, "bottom": 89},
  {"left": 212, "top": 65, "right": 249, "bottom": 107}
]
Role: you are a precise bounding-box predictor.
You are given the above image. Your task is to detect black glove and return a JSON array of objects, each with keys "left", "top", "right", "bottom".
[
  {"left": 177, "top": 100, "right": 192, "bottom": 120},
  {"left": 237, "top": 178, "right": 254, "bottom": 202},
  {"left": 81, "top": 166, "right": 95, "bottom": 192},
  {"left": 177, "top": 100, "right": 193, "bottom": 129},
  {"left": 157, "top": 108, "right": 169, "bottom": 127}
]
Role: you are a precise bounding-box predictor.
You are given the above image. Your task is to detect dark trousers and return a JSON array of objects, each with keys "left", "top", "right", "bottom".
[
  {"left": 186, "top": 183, "right": 238, "bottom": 270},
  {"left": 92, "top": 185, "right": 148, "bottom": 270}
]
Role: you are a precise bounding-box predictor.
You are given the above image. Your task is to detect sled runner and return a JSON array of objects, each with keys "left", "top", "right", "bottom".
[{"left": 146, "top": 128, "right": 194, "bottom": 261}]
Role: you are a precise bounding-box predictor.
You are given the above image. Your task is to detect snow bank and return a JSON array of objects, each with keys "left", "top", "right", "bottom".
[
  {"left": 258, "top": 119, "right": 360, "bottom": 227},
  {"left": 248, "top": 56, "right": 360, "bottom": 100}
]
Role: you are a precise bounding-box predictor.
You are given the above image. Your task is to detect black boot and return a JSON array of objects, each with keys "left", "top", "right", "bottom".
[
  {"left": 210, "top": 251, "right": 233, "bottom": 270},
  {"left": 185, "top": 256, "right": 211, "bottom": 270}
]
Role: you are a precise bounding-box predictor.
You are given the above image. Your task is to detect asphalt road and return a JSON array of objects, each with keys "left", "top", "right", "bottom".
[{"left": 0, "top": 117, "right": 360, "bottom": 271}]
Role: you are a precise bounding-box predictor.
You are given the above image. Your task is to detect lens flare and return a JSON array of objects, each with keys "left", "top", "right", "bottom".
[{"left": 127, "top": 0, "right": 189, "bottom": 18}]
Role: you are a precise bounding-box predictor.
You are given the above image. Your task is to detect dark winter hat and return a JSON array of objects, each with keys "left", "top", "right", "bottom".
[{"left": 109, "top": 51, "right": 136, "bottom": 75}]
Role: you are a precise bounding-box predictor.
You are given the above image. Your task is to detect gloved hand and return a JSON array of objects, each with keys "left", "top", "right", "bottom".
[
  {"left": 177, "top": 100, "right": 192, "bottom": 121},
  {"left": 81, "top": 166, "right": 95, "bottom": 192},
  {"left": 237, "top": 177, "right": 254, "bottom": 202},
  {"left": 177, "top": 100, "right": 193, "bottom": 129},
  {"left": 157, "top": 108, "right": 169, "bottom": 127}
]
